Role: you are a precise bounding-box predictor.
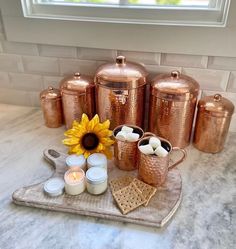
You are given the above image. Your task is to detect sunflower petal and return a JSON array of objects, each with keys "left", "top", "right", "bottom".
[
  {"left": 102, "top": 148, "right": 113, "bottom": 159},
  {"left": 98, "top": 129, "right": 113, "bottom": 138},
  {"left": 100, "top": 137, "right": 115, "bottom": 146},
  {"left": 84, "top": 151, "right": 91, "bottom": 158},
  {"left": 71, "top": 144, "right": 85, "bottom": 154},
  {"left": 80, "top": 113, "right": 89, "bottom": 127},
  {"left": 101, "top": 120, "right": 110, "bottom": 129},
  {"left": 96, "top": 143, "right": 105, "bottom": 152},
  {"left": 62, "top": 138, "right": 79, "bottom": 146}
]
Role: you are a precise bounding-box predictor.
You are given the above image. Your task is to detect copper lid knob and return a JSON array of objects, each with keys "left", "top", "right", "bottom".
[
  {"left": 116, "top": 56, "right": 126, "bottom": 65},
  {"left": 171, "top": 70, "right": 180, "bottom": 79},
  {"left": 213, "top": 94, "right": 222, "bottom": 102},
  {"left": 74, "top": 72, "right": 81, "bottom": 77}
]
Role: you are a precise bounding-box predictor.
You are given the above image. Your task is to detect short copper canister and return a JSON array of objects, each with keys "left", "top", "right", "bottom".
[
  {"left": 60, "top": 72, "right": 95, "bottom": 129},
  {"left": 193, "top": 94, "right": 234, "bottom": 153},
  {"left": 95, "top": 56, "right": 147, "bottom": 130},
  {"left": 40, "top": 86, "right": 63, "bottom": 128},
  {"left": 149, "top": 71, "right": 199, "bottom": 148}
]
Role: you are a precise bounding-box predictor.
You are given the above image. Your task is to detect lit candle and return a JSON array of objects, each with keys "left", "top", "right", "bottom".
[
  {"left": 87, "top": 153, "right": 107, "bottom": 170},
  {"left": 66, "top": 154, "right": 86, "bottom": 171},
  {"left": 64, "top": 168, "right": 85, "bottom": 195}
]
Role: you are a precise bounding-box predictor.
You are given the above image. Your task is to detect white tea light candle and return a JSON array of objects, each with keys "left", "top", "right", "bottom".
[
  {"left": 43, "top": 178, "right": 65, "bottom": 197},
  {"left": 66, "top": 154, "right": 86, "bottom": 171},
  {"left": 87, "top": 153, "right": 107, "bottom": 170},
  {"left": 64, "top": 168, "right": 85, "bottom": 195}
]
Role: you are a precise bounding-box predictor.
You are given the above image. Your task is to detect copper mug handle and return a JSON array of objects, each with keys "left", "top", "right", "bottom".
[{"left": 168, "top": 147, "right": 187, "bottom": 170}]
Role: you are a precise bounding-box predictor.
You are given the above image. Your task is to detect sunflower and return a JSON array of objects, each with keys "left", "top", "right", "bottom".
[{"left": 62, "top": 114, "right": 114, "bottom": 159}]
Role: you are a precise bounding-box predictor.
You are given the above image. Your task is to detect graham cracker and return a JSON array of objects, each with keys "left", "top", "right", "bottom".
[
  {"left": 109, "top": 176, "right": 134, "bottom": 193},
  {"left": 112, "top": 182, "right": 146, "bottom": 215},
  {"left": 132, "top": 178, "right": 157, "bottom": 207}
]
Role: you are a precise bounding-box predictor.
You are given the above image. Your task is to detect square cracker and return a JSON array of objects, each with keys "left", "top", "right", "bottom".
[
  {"left": 112, "top": 182, "right": 146, "bottom": 215},
  {"left": 109, "top": 176, "right": 134, "bottom": 193},
  {"left": 132, "top": 178, "right": 157, "bottom": 206}
]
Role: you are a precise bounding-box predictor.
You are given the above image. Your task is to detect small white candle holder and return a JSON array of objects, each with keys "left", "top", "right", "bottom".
[
  {"left": 64, "top": 168, "right": 85, "bottom": 195},
  {"left": 66, "top": 154, "right": 86, "bottom": 171},
  {"left": 87, "top": 153, "right": 107, "bottom": 170}
]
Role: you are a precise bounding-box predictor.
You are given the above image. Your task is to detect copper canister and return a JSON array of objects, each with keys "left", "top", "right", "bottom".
[
  {"left": 60, "top": 72, "right": 95, "bottom": 129},
  {"left": 149, "top": 71, "right": 199, "bottom": 148},
  {"left": 193, "top": 94, "right": 234, "bottom": 153},
  {"left": 95, "top": 56, "right": 147, "bottom": 129},
  {"left": 40, "top": 86, "right": 63, "bottom": 128}
]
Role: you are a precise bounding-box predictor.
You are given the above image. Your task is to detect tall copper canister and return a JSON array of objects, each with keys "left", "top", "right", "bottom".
[
  {"left": 40, "top": 86, "right": 63, "bottom": 128},
  {"left": 60, "top": 72, "right": 95, "bottom": 129},
  {"left": 149, "top": 71, "right": 199, "bottom": 148},
  {"left": 95, "top": 56, "right": 147, "bottom": 129},
  {"left": 193, "top": 94, "right": 234, "bottom": 153}
]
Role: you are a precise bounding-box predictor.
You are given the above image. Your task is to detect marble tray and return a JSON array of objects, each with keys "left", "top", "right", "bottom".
[{"left": 12, "top": 149, "right": 182, "bottom": 228}]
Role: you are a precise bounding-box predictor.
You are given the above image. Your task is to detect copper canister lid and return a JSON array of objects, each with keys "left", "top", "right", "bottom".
[
  {"left": 151, "top": 71, "right": 199, "bottom": 101},
  {"left": 198, "top": 94, "right": 234, "bottom": 117},
  {"left": 94, "top": 55, "right": 147, "bottom": 89},
  {"left": 40, "top": 86, "right": 61, "bottom": 100},
  {"left": 60, "top": 72, "right": 94, "bottom": 94}
]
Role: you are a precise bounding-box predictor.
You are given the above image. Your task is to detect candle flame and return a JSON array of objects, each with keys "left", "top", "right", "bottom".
[{"left": 72, "top": 172, "right": 77, "bottom": 180}]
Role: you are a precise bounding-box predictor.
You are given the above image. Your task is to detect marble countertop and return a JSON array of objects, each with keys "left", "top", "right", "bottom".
[{"left": 0, "top": 104, "right": 235, "bottom": 249}]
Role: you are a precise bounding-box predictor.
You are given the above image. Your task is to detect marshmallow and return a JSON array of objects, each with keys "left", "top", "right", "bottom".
[
  {"left": 154, "top": 146, "right": 168, "bottom": 157},
  {"left": 116, "top": 131, "right": 127, "bottom": 141},
  {"left": 139, "top": 144, "right": 154, "bottom": 155},
  {"left": 121, "top": 125, "right": 133, "bottom": 133},
  {"left": 126, "top": 132, "right": 140, "bottom": 142},
  {"left": 149, "top": 137, "right": 161, "bottom": 149}
]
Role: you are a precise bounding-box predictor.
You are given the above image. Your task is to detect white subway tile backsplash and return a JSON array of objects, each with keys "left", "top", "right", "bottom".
[
  {"left": 227, "top": 71, "right": 236, "bottom": 93},
  {"left": 182, "top": 68, "right": 230, "bottom": 91},
  {"left": 0, "top": 54, "right": 24, "bottom": 73},
  {"left": 0, "top": 72, "right": 11, "bottom": 88},
  {"left": 0, "top": 88, "right": 31, "bottom": 106},
  {"left": 59, "top": 59, "right": 97, "bottom": 76},
  {"left": 22, "top": 56, "right": 59, "bottom": 75},
  {"left": 1, "top": 41, "right": 38, "bottom": 55},
  {"left": 118, "top": 51, "right": 160, "bottom": 65},
  {"left": 29, "top": 91, "right": 41, "bottom": 107},
  {"left": 208, "top": 56, "right": 236, "bottom": 71},
  {"left": 145, "top": 65, "right": 182, "bottom": 81},
  {"left": 78, "top": 47, "right": 117, "bottom": 61},
  {"left": 161, "top": 53, "right": 208, "bottom": 68},
  {"left": 9, "top": 73, "right": 43, "bottom": 91},
  {"left": 43, "top": 76, "right": 63, "bottom": 89},
  {"left": 39, "top": 45, "right": 77, "bottom": 58}
]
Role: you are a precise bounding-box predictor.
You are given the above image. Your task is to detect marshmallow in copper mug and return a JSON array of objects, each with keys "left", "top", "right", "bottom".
[{"left": 137, "top": 136, "right": 186, "bottom": 186}]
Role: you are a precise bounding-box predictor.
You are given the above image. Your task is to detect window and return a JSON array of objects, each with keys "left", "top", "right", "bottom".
[{"left": 21, "top": 0, "right": 231, "bottom": 26}]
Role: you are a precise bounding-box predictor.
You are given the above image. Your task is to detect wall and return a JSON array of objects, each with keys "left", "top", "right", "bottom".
[{"left": 0, "top": 13, "right": 235, "bottom": 131}]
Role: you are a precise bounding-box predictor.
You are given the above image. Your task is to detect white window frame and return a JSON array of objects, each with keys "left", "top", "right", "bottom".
[
  {"left": 21, "top": 0, "right": 231, "bottom": 27},
  {"left": 1, "top": 0, "right": 236, "bottom": 57}
]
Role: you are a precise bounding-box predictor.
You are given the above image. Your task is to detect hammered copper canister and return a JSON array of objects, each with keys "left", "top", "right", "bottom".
[
  {"left": 95, "top": 56, "right": 147, "bottom": 129},
  {"left": 40, "top": 86, "right": 63, "bottom": 128},
  {"left": 193, "top": 94, "right": 234, "bottom": 153},
  {"left": 149, "top": 71, "right": 200, "bottom": 148},
  {"left": 60, "top": 72, "right": 95, "bottom": 129}
]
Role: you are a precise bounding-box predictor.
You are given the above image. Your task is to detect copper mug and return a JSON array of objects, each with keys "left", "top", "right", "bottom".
[
  {"left": 113, "top": 124, "right": 146, "bottom": 171},
  {"left": 137, "top": 135, "right": 186, "bottom": 186}
]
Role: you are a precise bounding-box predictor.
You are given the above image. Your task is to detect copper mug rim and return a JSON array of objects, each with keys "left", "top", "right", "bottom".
[{"left": 112, "top": 124, "right": 145, "bottom": 143}]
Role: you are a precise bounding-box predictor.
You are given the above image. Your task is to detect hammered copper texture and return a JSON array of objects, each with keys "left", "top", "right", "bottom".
[
  {"left": 12, "top": 149, "right": 182, "bottom": 228},
  {"left": 138, "top": 153, "right": 168, "bottom": 186},
  {"left": 149, "top": 96, "right": 196, "bottom": 148},
  {"left": 193, "top": 112, "right": 232, "bottom": 153},
  {"left": 96, "top": 86, "right": 145, "bottom": 130},
  {"left": 61, "top": 91, "right": 95, "bottom": 129},
  {"left": 41, "top": 99, "right": 63, "bottom": 128}
]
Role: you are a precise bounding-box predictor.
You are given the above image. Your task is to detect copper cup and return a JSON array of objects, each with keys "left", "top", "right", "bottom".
[
  {"left": 137, "top": 135, "right": 186, "bottom": 186},
  {"left": 113, "top": 125, "right": 145, "bottom": 171}
]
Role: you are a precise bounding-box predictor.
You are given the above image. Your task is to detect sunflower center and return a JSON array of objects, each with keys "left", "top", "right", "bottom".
[{"left": 82, "top": 133, "right": 99, "bottom": 150}]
